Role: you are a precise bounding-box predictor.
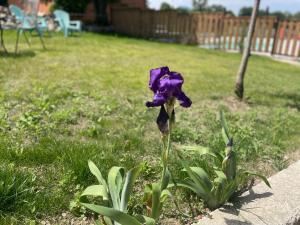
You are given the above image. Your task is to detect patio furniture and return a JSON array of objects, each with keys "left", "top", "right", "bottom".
[
  {"left": 53, "top": 10, "right": 82, "bottom": 37},
  {"left": 0, "top": 7, "right": 8, "bottom": 53},
  {"left": 0, "top": 5, "right": 18, "bottom": 54},
  {"left": 9, "top": 1, "right": 46, "bottom": 53}
]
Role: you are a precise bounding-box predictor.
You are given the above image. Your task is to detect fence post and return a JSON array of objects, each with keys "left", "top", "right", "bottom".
[{"left": 271, "top": 17, "right": 280, "bottom": 55}]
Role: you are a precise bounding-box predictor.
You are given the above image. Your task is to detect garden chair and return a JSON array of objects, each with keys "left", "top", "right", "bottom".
[
  {"left": 9, "top": 2, "right": 46, "bottom": 53},
  {"left": 53, "top": 10, "right": 82, "bottom": 37}
]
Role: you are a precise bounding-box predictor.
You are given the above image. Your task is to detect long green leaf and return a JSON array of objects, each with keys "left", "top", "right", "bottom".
[
  {"left": 104, "top": 217, "right": 113, "bottom": 225},
  {"left": 222, "top": 150, "right": 237, "bottom": 181},
  {"left": 88, "top": 160, "right": 108, "bottom": 189},
  {"left": 81, "top": 203, "right": 142, "bottom": 225},
  {"left": 160, "top": 189, "right": 171, "bottom": 203},
  {"left": 180, "top": 145, "right": 217, "bottom": 158},
  {"left": 135, "top": 215, "right": 156, "bottom": 225},
  {"left": 108, "top": 167, "right": 124, "bottom": 211},
  {"left": 213, "top": 170, "right": 227, "bottom": 204},
  {"left": 161, "top": 167, "right": 171, "bottom": 190},
  {"left": 190, "top": 167, "right": 213, "bottom": 191},
  {"left": 181, "top": 166, "right": 212, "bottom": 193},
  {"left": 150, "top": 183, "right": 161, "bottom": 221},
  {"left": 178, "top": 153, "right": 212, "bottom": 198},
  {"left": 243, "top": 171, "right": 271, "bottom": 188},
  {"left": 81, "top": 185, "right": 108, "bottom": 200},
  {"left": 95, "top": 220, "right": 103, "bottom": 225},
  {"left": 120, "top": 164, "right": 142, "bottom": 212},
  {"left": 176, "top": 179, "right": 207, "bottom": 197},
  {"left": 220, "top": 111, "right": 230, "bottom": 145}
]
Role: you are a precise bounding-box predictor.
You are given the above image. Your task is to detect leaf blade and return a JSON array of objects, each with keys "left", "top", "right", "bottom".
[
  {"left": 120, "top": 164, "right": 142, "bottom": 212},
  {"left": 81, "top": 203, "right": 142, "bottom": 225}
]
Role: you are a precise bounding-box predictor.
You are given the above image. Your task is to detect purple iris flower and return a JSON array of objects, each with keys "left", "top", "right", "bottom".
[{"left": 146, "top": 67, "right": 192, "bottom": 108}]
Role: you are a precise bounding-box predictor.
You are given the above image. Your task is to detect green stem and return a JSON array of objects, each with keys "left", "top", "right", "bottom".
[{"left": 161, "top": 100, "right": 174, "bottom": 190}]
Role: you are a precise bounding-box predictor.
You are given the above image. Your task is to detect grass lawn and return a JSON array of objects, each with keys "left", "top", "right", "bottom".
[{"left": 0, "top": 31, "right": 300, "bottom": 224}]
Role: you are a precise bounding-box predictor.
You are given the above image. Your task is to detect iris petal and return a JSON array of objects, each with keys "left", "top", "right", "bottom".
[
  {"left": 149, "top": 66, "right": 169, "bottom": 92},
  {"left": 146, "top": 92, "right": 167, "bottom": 107},
  {"left": 174, "top": 91, "right": 192, "bottom": 107},
  {"left": 146, "top": 67, "right": 192, "bottom": 108},
  {"left": 169, "top": 72, "right": 184, "bottom": 83},
  {"left": 158, "top": 77, "right": 183, "bottom": 94}
]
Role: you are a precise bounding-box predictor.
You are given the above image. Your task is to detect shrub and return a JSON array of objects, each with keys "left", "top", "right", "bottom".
[
  {"left": 54, "top": 0, "right": 90, "bottom": 13},
  {"left": 176, "top": 111, "right": 271, "bottom": 209}
]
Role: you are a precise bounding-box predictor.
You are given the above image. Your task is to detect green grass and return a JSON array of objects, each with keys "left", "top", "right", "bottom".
[{"left": 0, "top": 31, "right": 300, "bottom": 223}]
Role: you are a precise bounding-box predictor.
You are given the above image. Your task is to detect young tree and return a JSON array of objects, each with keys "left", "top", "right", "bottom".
[
  {"left": 192, "top": 0, "right": 208, "bottom": 11},
  {"left": 239, "top": 7, "right": 253, "bottom": 16},
  {"left": 294, "top": 11, "right": 300, "bottom": 19},
  {"left": 235, "top": 0, "right": 260, "bottom": 99},
  {"left": 207, "top": 4, "right": 226, "bottom": 13},
  {"left": 176, "top": 6, "right": 190, "bottom": 13},
  {"left": 160, "top": 2, "right": 173, "bottom": 11}
]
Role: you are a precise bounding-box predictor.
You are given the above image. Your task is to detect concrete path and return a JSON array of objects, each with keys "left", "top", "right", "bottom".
[
  {"left": 271, "top": 55, "right": 300, "bottom": 67},
  {"left": 194, "top": 160, "right": 300, "bottom": 225}
]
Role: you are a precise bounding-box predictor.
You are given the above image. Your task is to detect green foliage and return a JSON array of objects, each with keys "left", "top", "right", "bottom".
[
  {"left": 192, "top": 0, "right": 208, "bottom": 11},
  {"left": 143, "top": 178, "right": 172, "bottom": 221},
  {"left": 54, "top": 0, "right": 90, "bottom": 13},
  {"left": 177, "top": 111, "right": 271, "bottom": 209},
  {"left": 238, "top": 7, "right": 300, "bottom": 19},
  {"left": 160, "top": 2, "right": 174, "bottom": 11},
  {"left": 0, "top": 164, "right": 35, "bottom": 213},
  {"left": 80, "top": 161, "right": 155, "bottom": 225}
]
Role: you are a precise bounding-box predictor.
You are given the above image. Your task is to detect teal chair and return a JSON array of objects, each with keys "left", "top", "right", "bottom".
[
  {"left": 9, "top": 4, "right": 46, "bottom": 53},
  {"left": 53, "top": 10, "right": 82, "bottom": 37}
]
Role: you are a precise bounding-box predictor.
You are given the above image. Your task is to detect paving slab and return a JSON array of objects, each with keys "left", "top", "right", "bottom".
[{"left": 194, "top": 160, "right": 300, "bottom": 225}]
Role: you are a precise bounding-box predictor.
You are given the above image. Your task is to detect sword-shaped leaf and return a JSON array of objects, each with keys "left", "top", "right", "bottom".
[
  {"left": 243, "top": 171, "right": 271, "bottom": 188},
  {"left": 81, "top": 185, "right": 108, "bottom": 200},
  {"left": 88, "top": 160, "right": 109, "bottom": 200},
  {"left": 81, "top": 203, "right": 142, "bottom": 225},
  {"left": 120, "top": 164, "right": 143, "bottom": 212},
  {"left": 150, "top": 183, "right": 162, "bottom": 221},
  {"left": 108, "top": 167, "right": 125, "bottom": 211},
  {"left": 220, "top": 111, "right": 230, "bottom": 145}
]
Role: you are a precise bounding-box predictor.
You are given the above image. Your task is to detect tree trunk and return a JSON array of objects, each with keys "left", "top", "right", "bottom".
[
  {"left": 93, "top": 0, "right": 108, "bottom": 25},
  {"left": 235, "top": 0, "right": 260, "bottom": 99}
]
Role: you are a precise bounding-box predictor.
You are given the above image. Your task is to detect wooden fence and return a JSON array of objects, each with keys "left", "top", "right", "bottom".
[{"left": 111, "top": 8, "right": 300, "bottom": 57}]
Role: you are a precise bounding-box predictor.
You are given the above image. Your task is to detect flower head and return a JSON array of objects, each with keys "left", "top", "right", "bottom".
[{"left": 146, "top": 67, "right": 192, "bottom": 108}]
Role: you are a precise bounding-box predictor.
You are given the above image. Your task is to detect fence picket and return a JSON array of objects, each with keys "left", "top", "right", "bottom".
[{"left": 111, "top": 8, "right": 300, "bottom": 57}]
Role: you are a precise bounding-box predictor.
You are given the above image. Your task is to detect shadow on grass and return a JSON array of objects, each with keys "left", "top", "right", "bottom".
[
  {"left": 247, "top": 91, "right": 300, "bottom": 110},
  {"left": 0, "top": 50, "right": 36, "bottom": 58},
  {"left": 271, "top": 92, "right": 300, "bottom": 111}
]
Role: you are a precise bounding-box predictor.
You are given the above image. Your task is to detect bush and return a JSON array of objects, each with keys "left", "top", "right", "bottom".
[{"left": 54, "top": 0, "right": 90, "bottom": 13}]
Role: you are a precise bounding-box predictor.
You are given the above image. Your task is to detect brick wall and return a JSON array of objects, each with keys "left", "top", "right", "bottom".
[
  {"left": 121, "top": 0, "right": 146, "bottom": 9},
  {"left": 8, "top": 0, "right": 146, "bottom": 23},
  {"left": 8, "top": 0, "right": 52, "bottom": 15}
]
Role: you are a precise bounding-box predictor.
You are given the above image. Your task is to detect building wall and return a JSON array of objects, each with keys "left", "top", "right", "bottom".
[
  {"left": 8, "top": 0, "right": 146, "bottom": 23},
  {"left": 121, "top": 0, "right": 146, "bottom": 9},
  {"left": 8, "top": 0, "right": 52, "bottom": 15}
]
